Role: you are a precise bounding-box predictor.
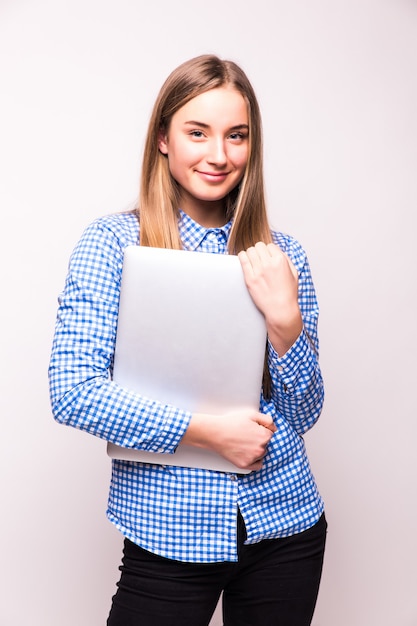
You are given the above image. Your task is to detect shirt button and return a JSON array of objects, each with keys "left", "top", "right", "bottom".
[
  {"left": 229, "top": 474, "right": 237, "bottom": 481},
  {"left": 206, "top": 231, "right": 218, "bottom": 242}
]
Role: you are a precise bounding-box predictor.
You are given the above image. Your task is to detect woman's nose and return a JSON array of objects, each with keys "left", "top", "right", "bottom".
[{"left": 207, "top": 138, "right": 227, "bottom": 166}]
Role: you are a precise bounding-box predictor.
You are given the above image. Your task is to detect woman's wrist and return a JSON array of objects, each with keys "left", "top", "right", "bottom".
[
  {"left": 181, "top": 413, "right": 215, "bottom": 449},
  {"left": 266, "top": 309, "right": 303, "bottom": 357}
]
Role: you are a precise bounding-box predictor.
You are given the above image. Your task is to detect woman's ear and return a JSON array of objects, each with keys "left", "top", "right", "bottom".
[{"left": 158, "top": 131, "right": 168, "bottom": 155}]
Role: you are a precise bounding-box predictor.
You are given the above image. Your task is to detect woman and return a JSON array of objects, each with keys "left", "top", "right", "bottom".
[{"left": 49, "top": 54, "right": 326, "bottom": 625}]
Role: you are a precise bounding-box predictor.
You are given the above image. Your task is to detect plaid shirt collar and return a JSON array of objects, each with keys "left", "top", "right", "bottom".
[{"left": 178, "top": 209, "right": 233, "bottom": 251}]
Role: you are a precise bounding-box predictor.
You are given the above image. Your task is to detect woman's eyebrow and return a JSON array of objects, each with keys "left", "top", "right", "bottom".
[
  {"left": 184, "top": 120, "right": 210, "bottom": 128},
  {"left": 183, "top": 121, "right": 249, "bottom": 131},
  {"left": 229, "top": 124, "right": 249, "bottom": 131}
]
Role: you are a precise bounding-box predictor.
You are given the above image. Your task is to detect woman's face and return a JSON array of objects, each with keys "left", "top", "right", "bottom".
[{"left": 158, "top": 86, "right": 249, "bottom": 227}]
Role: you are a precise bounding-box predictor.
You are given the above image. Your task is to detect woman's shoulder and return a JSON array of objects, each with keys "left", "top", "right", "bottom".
[
  {"left": 83, "top": 210, "right": 138, "bottom": 233},
  {"left": 78, "top": 210, "right": 140, "bottom": 250},
  {"left": 271, "top": 230, "right": 307, "bottom": 272},
  {"left": 69, "top": 211, "right": 139, "bottom": 273}
]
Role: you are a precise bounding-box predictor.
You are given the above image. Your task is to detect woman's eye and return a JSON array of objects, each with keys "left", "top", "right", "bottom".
[
  {"left": 190, "top": 130, "right": 205, "bottom": 138},
  {"left": 229, "top": 132, "right": 246, "bottom": 141}
]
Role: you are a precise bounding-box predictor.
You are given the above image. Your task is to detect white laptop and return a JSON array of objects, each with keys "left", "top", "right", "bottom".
[{"left": 107, "top": 245, "right": 267, "bottom": 473}]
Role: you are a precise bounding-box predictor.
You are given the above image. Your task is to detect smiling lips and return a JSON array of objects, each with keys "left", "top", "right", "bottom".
[{"left": 197, "top": 170, "right": 229, "bottom": 182}]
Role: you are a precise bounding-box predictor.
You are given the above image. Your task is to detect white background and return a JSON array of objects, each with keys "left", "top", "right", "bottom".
[{"left": 1, "top": 1, "right": 416, "bottom": 624}]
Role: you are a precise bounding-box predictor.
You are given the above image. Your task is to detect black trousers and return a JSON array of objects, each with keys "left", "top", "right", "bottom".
[{"left": 107, "top": 512, "right": 327, "bottom": 626}]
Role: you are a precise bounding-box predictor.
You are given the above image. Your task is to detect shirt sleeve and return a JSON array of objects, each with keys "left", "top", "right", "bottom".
[
  {"left": 48, "top": 218, "right": 191, "bottom": 453},
  {"left": 262, "top": 233, "right": 325, "bottom": 435}
]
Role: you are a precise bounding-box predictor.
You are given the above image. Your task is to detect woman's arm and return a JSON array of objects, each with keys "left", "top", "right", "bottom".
[
  {"left": 184, "top": 235, "right": 323, "bottom": 470},
  {"left": 48, "top": 217, "right": 192, "bottom": 453},
  {"left": 238, "top": 236, "right": 324, "bottom": 435}
]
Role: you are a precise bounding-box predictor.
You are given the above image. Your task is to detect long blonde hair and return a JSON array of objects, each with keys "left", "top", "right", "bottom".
[
  {"left": 137, "top": 54, "right": 273, "bottom": 396},
  {"left": 138, "top": 54, "right": 273, "bottom": 253}
]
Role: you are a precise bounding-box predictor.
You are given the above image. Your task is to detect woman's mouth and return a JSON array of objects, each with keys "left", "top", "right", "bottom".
[{"left": 197, "top": 171, "right": 229, "bottom": 183}]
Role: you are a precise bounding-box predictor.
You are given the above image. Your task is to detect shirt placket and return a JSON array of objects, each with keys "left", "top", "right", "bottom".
[{"left": 199, "top": 229, "right": 228, "bottom": 254}]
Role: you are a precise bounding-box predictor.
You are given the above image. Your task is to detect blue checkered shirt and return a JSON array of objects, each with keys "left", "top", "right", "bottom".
[{"left": 49, "top": 210, "right": 324, "bottom": 563}]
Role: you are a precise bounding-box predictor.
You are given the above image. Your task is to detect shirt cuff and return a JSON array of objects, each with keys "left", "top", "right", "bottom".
[
  {"left": 145, "top": 404, "right": 192, "bottom": 454},
  {"left": 267, "top": 330, "right": 313, "bottom": 391}
]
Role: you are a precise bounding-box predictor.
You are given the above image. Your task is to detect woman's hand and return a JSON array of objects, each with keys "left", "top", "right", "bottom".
[
  {"left": 238, "top": 242, "right": 303, "bottom": 356},
  {"left": 182, "top": 410, "right": 277, "bottom": 471}
]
